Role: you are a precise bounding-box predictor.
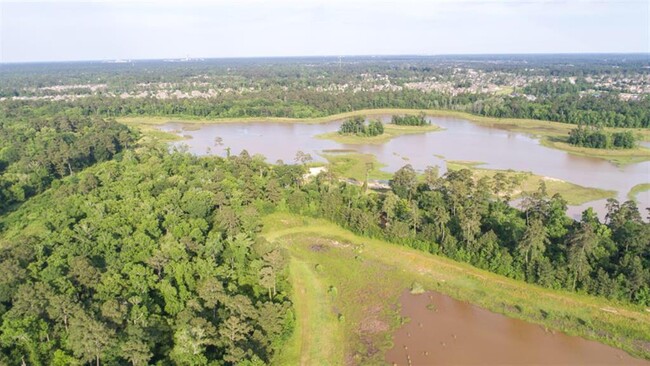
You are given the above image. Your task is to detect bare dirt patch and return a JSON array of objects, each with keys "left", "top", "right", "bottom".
[{"left": 309, "top": 243, "right": 330, "bottom": 252}]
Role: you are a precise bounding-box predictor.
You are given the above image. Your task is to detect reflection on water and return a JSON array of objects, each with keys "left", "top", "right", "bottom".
[
  {"left": 385, "top": 291, "right": 649, "bottom": 365},
  {"left": 159, "top": 115, "right": 649, "bottom": 218}
]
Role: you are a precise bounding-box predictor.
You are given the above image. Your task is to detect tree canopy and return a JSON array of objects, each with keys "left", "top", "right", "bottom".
[{"left": 0, "top": 147, "right": 295, "bottom": 365}]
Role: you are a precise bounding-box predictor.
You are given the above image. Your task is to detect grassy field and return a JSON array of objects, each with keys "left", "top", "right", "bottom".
[
  {"left": 628, "top": 183, "right": 650, "bottom": 202},
  {"left": 263, "top": 212, "right": 650, "bottom": 365},
  {"left": 117, "top": 108, "right": 650, "bottom": 164},
  {"left": 315, "top": 124, "right": 441, "bottom": 144},
  {"left": 321, "top": 153, "right": 392, "bottom": 182},
  {"left": 447, "top": 160, "right": 616, "bottom": 205}
]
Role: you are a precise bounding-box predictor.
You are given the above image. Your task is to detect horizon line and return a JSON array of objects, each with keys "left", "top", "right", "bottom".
[{"left": 2, "top": 52, "right": 649, "bottom": 65}]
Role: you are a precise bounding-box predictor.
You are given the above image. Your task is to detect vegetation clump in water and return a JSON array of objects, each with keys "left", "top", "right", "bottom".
[
  {"left": 568, "top": 125, "right": 637, "bottom": 149},
  {"left": 392, "top": 113, "right": 430, "bottom": 126},
  {"left": 338, "top": 116, "right": 384, "bottom": 137}
]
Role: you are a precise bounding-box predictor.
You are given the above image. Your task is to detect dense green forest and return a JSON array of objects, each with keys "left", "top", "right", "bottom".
[
  {"left": 0, "top": 112, "right": 134, "bottom": 211},
  {"left": 0, "top": 146, "right": 297, "bottom": 365},
  {"left": 567, "top": 125, "right": 637, "bottom": 149},
  {"left": 338, "top": 116, "right": 384, "bottom": 136}
]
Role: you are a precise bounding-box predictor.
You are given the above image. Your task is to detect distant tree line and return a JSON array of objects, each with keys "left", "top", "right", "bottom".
[
  {"left": 522, "top": 80, "right": 591, "bottom": 97},
  {"left": 471, "top": 94, "right": 650, "bottom": 128},
  {"left": 4, "top": 88, "right": 649, "bottom": 128},
  {"left": 338, "top": 116, "right": 384, "bottom": 136},
  {"left": 2, "top": 55, "right": 648, "bottom": 98},
  {"left": 567, "top": 125, "right": 637, "bottom": 149},
  {"left": 3, "top": 56, "right": 650, "bottom": 129}
]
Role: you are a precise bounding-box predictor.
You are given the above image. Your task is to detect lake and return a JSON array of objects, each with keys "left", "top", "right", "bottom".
[{"left": 157, "top": 115, "right": 650, "bottom": 219}]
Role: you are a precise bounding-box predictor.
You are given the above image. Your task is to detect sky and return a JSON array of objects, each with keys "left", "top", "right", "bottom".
[{"left": 0, "top": 0, "right": 648, "bottom": 63}]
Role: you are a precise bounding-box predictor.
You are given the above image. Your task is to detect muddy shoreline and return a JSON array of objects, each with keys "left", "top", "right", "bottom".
[{"left": 386, "top": 291, "right": 650, "bottom": 365}]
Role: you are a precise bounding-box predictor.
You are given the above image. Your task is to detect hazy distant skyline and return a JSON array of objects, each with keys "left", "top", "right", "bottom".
[{"left": 1, "top": 0, "right": 649, "bottom": 63}]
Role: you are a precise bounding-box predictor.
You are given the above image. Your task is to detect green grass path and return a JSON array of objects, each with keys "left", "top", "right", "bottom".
[{"left": 272, "top": 258, "right": 344, "bottom": 366}]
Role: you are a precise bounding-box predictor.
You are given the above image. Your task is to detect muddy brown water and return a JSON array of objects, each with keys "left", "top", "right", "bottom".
[
  {"left": 159, "top": 115, "right": 649, "bottom": 219},
  {"left": 385, "top": 291, "right": 649, "bottom": 366}
]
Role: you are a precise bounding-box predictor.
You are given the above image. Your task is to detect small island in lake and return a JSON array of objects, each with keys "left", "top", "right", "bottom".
[{"left": 317, "top": 114, "right": 441, "bottom": 144}]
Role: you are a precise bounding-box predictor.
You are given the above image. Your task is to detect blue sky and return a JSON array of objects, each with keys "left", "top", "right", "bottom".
[{"left": 1, "top": 0, "right": 648, "bottom": 62}]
